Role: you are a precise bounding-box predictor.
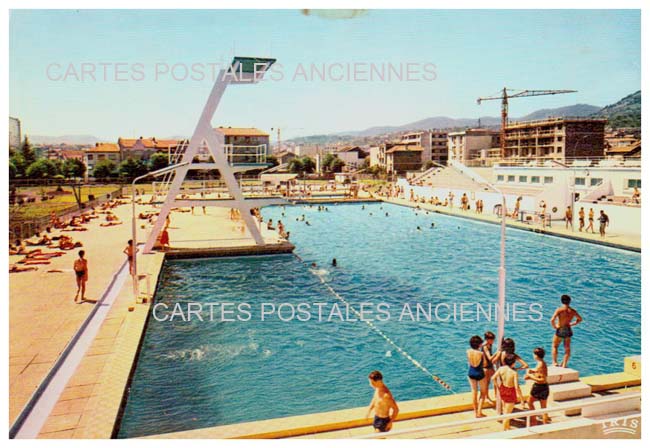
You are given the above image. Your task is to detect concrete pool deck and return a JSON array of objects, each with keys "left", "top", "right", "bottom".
[
  {"left": 8, "top": 195, "right": 291, "bottom": 437},
  {"left": 10, "top": 195, "right": 641, "bottom": 439},
  {"left": 379, "top": 196, "right": 641, "bottom": 252}
]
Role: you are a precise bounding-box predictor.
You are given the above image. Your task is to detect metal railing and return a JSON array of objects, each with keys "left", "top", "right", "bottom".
[
  {"left": 355, "top": 391, "right": 640, "bottom": 439},
  {"left": 224, "top": 144, "right": 268, "bottom": 164},
  {"left": 9, "top": 187, "right": 123, "bottom": 240},
  {"left": 492, "top": 156, "right": 641, "bottom": 168}
]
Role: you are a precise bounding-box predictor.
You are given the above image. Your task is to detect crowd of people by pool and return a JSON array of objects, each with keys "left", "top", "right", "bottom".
[
  {"left": 377, "top": 186, "right": 617, "bottom": 238},
  {"left": 366, "top": 294, "right": 583, "bottom": 434}
]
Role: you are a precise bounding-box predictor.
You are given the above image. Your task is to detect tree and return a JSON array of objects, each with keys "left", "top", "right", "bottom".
[
  {"left": 20, "top": 136, "right": 36, "bottom": 167},
  {"left": 10, "top": 153, "right": 27, "bottom": 177},
  {"left": 288, "top": 158, "right": 304, "bottom": 174},
  {"left": 329, "top": 157, "right": 345, "bottom": 173},
  {"left": 368, "top": 165, "right": 387, "bottom": 179},
  {"left": 118, "top": 157, "right": 148, "bottom": 179},
  {"left": 9, "top": 161, "right": 17, "bottom": 179},
  {"left": 62, "top": 159, "right": 86, "bottom": 178},
  {"left": 26, "top": 159, "right": 59, "bottom": 179},
  {"left": 300, "top": 156, "right": 316, "bottom": 174},
  {"left": 321, "top": 153, "right": 345, "bottom": 173},
  {"left": 149, "top": 152, "right": 169, "bottom": 172},
  {"left": 93, "top": 159, "right": 117, "bottom": 178}
]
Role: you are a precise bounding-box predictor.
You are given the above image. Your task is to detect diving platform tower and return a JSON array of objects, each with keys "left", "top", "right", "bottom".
[{"left": 143, "top": 56, "right": 286, "bottom": 253}]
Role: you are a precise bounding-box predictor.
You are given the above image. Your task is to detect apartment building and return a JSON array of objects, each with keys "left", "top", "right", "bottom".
[
  {"left": 503, "top": 117, "right": 606, "bottom": 161},
  {"left": 447, "top": 129, "right": 500, "bottom": 163},
  {"left": 401, "top": 130, "right": 449, "bottom": 165}
]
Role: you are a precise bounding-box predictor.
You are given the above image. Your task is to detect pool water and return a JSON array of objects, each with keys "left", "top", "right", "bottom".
[{"left": 118, "top": 202, "right": 641, "bottom": 438}]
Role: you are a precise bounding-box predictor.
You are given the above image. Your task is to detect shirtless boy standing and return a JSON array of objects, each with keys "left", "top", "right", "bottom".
[
  {"left": 550, "top": 295, "right": 583, "bottom": 367},
  {"left": 524, "top": 347, "right": 550, "bottom": 425},
  {"left": 366, "top": 370, "right": 399, "bottom": 433}
]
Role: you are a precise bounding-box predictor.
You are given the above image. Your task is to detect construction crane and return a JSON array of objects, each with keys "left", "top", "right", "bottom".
[
  {"left": 270, "top": 127, "right": 305, "bottom": 153},
  {"left": 477, "top": 88, "right": 577, "bottom": 159}
]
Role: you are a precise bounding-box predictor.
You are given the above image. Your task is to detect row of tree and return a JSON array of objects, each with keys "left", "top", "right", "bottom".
[
  {"left": 9, "top": 137, "right": 173, "bottom": 180},
  {"left": 286, "top": 154, "right": 346, "bottom": 174}
]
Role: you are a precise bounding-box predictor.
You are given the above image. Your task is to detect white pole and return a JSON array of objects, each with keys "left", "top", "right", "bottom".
[
  {"left": 131, "top": 161, "right": 190, "bottom": 299},
  {"left": 131, "top": 181, "right": 138, "bottom": 299},
  {"left": 496, "top": 193, "right": 507, "bottom": 415},
  {"left": 497, "top": 194, "right": 507, "bottom": 346}
]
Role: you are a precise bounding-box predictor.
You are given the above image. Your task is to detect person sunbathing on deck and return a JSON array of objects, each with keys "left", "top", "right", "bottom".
[{"left": 10, "top": 264, "right": 38, "bottom": 273}]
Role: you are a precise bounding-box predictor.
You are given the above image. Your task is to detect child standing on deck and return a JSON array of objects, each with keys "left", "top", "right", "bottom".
[
  {"left": 366, "top": 370, "right": 399, "bottom": 433},
  {"left": 525, "top": 347, "right": 550, "bottom": 425},
  {"left": 73, "top": 250, "right": 88, "bottom": 303},
  {"left": 492, "top": 354, "right": 525, "bottom": 430}
]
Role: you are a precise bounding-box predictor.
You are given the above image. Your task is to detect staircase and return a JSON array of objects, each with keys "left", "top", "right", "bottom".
[
  {"left": 410, "top": 165, "right": 493, "bottom": 191},
  {"left": 152, "top": 140, "right": 188, "bottom": 197}
]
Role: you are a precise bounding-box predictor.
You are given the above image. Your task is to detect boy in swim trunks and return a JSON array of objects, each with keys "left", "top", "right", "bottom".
[
  {"left": 492, "top": 354, "right": 524, "bottom": 430},
  {"left": 73, "top": 250, "right": 88, "bottom": 302},
  {"left": 366, "top": 370, "right": 399, "bottom": 433},
  {"left": 524, "top": 347, "right": 550, "bottom": 425},
  {"left": 550, "top": 295, "right": 583, "bottom": 367}
]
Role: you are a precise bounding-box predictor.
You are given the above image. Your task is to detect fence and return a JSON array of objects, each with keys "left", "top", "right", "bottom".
[
  {"left": 9, "top": 186, "right": 123, "bottom": 241},
  {"left": 355, "top": 391, "right": 640, "bottom": 439}
]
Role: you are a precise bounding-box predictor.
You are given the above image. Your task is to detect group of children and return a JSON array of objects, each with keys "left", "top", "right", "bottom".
[{"left": 365, "top": 295, "right": 583, "bottom": 434}]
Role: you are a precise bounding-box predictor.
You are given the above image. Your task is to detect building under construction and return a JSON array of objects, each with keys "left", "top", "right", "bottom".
[{"left": 503, "top": 117, "right": 607, "bottom": 162}]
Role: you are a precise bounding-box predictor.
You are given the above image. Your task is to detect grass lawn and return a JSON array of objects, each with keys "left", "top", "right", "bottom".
[{"left": 11, "top": 185, "right": 122, "bottom": 221}]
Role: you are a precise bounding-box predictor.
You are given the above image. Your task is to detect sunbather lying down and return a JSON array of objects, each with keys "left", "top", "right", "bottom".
[
  {"left": 10, "top": 264, "right": 38, "bottom": 273},
  {"left": 47, "top": 235, "right": 83, "bottom": 250},
  {"left": 100, "top": 221, "right": 123, "bottom": 227}
]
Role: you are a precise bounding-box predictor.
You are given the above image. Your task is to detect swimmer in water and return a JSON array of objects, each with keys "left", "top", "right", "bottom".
[
  {"left": 311, "top": 262, "right": 317, "bottom": 269},
  {"left": 431, "top": 223, "right": 435, "bottom": 228},
  {"left": 385, "top": 212, "right": 389, "bottom": 217},
  {"left": 306, "top": 221, "right": 311, "bottom": 226},
  {"left": 332, "top": 258, "right": 337, "bottom": 267},
  {"left": 417, "top": 226, "right": 422, "bottom": 231}
]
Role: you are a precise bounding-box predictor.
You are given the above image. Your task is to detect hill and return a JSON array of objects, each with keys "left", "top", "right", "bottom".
[{"left": 592, "top": 90, "right": 641, "bottom": 128}]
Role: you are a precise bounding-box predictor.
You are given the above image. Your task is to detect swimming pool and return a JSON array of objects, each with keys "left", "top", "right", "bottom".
[{"left": 117, "top": 202, "right": 641, "bottom": 438}]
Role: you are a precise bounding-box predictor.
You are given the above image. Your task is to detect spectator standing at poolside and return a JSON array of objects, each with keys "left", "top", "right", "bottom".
[
  {"left": 586, "top": 208, "right": 595, "bottom": 233},
  {"left": 578, "top": 207, "right": 585, "bottom": 232},
  {"left": 492, "top": 354, "right": 525, "bottom": 431},
  {"left": 598, "top": 210, "right": 609, "bottom": 237},
  {"left": 550, "top": 294, "right": 583, "bottom": 367},
  {"left": 512, "top": 197, "right": 521, "bottom": 219},
  {"left": 160, "top": 229, "right": 170, "bottom": 249},
  {"left": 564, "top": 206, "right": 572, "bottom": 229},
  {"left": 365, "top": 370, "right": 399, "bottom": 433},
  {"left": 123, "top": 240, "right": 137, "bottom": 275},
  {"left": 461, "top": 193, "right": 469, "bottom": 211},
  {"left": 73, "top": 250, "right": 88, "bottom": 302},
  {"left": 496, "top": 338, "right": 529, "bottom": 371},
  {"left": 632, "top": 187, "right": 640, "bottom": 204},
  {"left": 525, "top": 347, "right": 550, "bottom": 425},
  {"left": 467, "top": 335, "right": 488, "bottom": 418},
  {"left": 482, "top": 331, "right": 498, "bottom": 405}
]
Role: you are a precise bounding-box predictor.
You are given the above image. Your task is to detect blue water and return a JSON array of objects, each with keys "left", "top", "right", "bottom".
[{"left": 118, "top": 202, "right": 641, "bottom": 438}]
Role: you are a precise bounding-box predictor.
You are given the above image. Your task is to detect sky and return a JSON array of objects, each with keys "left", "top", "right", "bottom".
[{"left": 9, "top": 9, "right": 641, "bottom": 141}]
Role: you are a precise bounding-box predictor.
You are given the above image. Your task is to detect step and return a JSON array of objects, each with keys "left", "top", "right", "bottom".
[
  {"left": 624, "top": 355, "right": 641, "bottom": 377},
  {"left": 549, "top": 381, "right": 592, "bottom": 402},
  {"left": 553, "top": 393, "right": 600, "bottom": 417},
  {"left": 581, "top": 394, "right": 640, "bottom": 418},
  {"left": 546, "top": 366, "right": 580, "bottom": 384}
]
